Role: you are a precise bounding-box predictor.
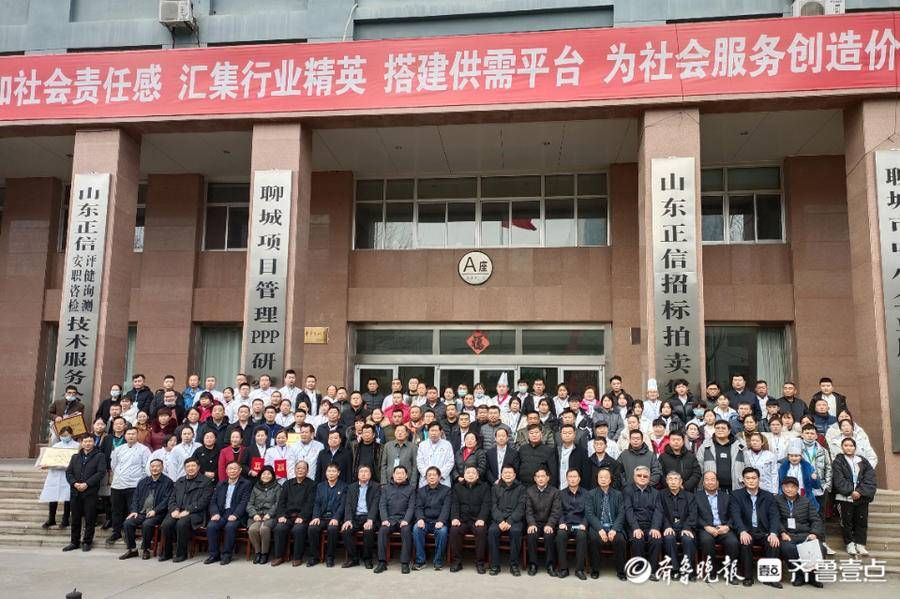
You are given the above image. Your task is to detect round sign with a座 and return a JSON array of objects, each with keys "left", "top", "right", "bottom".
[{"left": 458, "top": 251, "right": 493, "bottom": 285}]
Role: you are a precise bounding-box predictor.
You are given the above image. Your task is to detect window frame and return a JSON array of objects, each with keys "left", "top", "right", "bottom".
[
  {"left": 700, "top": 165, "right": 785, "bottom": 245},
  {"left": 352, "top": 172, "right": 610, "bottom": 250},
  {"left": 202, "top": 182, "right": 251, "bottom": 252}
]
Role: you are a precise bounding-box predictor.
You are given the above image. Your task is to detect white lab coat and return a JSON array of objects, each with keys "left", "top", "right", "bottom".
[{"left": 38, "top": 438, "right": 80, "bottom": 503}]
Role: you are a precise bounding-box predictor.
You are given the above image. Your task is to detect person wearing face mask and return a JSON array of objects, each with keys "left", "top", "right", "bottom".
[
  {"left": 40, "top": 426, "right": 79, "bottom": 529},
  {"left": 49, "top": 385, "right": 87, "bottom": 443},
  {"left": 95, "top": 384, "right": 123, "bottom": 424}
]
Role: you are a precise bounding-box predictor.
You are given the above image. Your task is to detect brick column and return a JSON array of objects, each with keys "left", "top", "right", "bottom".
[
  {"left": 0, "top": 178, "right": 60, "bottom": 456},
  {"left": 70, "top": 128, "right": 141, "bottom": 414},
  {"left": 133, "top": 174, "right": 204, "bottom": 386},
  {"left": 843, "top": 99, "right": 900, "bottom": 486},
  {"left": 637, "top": 108, "right": 707, "bottom": 391},
  {"left": 248, "top": 123, "right": 313, "bottom": 378}
]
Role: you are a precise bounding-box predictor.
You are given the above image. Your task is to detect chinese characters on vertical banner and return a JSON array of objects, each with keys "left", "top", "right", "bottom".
[
  {"left": 52, "top": 173, "right": 111, "bottom": 403},
  {"left": 874, "top": 150, "right": 900, "bottom": 452},
  {"left": 651, "top": 158, "right": 702, "bottom": 395},
  {"left": 242, "top": 170, "right": 292, "bottom": 380}
]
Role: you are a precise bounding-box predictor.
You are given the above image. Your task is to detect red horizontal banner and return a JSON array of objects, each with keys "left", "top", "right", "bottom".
[{"left": 0, "top": 13, "right": 897, "bottom": 122}]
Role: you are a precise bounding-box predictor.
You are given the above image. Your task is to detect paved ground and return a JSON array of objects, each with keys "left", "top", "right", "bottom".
[{"left": 0, "top": 548, "right": 898, "bottom": 599}]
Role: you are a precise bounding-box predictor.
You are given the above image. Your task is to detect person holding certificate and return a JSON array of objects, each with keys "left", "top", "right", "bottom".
[{"left": 39, "top": 426, "right": 79, "bottom": 529}]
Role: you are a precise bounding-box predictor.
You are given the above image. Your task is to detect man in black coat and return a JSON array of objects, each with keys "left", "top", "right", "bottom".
[
  {"left": 655, "top": 471, "right": 698, "bottom": 578},
  {"left": 556, "top": 424, "right": 588, "bottom": 487},
  {"left": 586, "top": 437, "right": 623, "bottom": 490},
  {"left": 374, "top": 465, "right": 416, "bottom": 574},
  {"left": 808, "top": 377, "right": 848, "bottom": 417},
  {"left": 448, "top": 465, "right": 491, "bottom": 573},
  {"left": 158, "top": 457, "right": 215, "bottom": 562},
  {"left": 205, "top": 461, "right": 252, "bottom": 564},
  {"left": 524, "top": 467, "right": 562, "bottom": 576},
  {"left": 776, "top": 476, "right": 825, "bottom": 588},
  {"left": 518, "top": 425, "right": 558, "bottom": 488},
  {"left": 623, "top": 466, "right": 662, "bottom": 575},
  {"left": 658, "top": 431, "right": 702, "bottom": 492},
  {"left": 486, "top": 428, "right": 519, "bottom": 484},
  {"left": 125, "top": 374, "right": 155, "bottom": 415},
  {"left": 317, "top": 430, "right": 353, "bottom": 484},
  {"left": 732, "top": 466, "right": 783, "bottom": 588},
  {"left": 340, "top": 464, "right": 381, "bottom": 568},
  {"left": 695, "top": 470, "right": 739, "bottom": 580},
  {"left": 120, "top": 458, "right": 173, "bottom": 560},
  {"left": 271, "top": 460, "right": 316, "bottom": 566},
  {"left": 63, "top": 435, "right": 108, "bottom": 552},
  {"left": 488, "top": 465, "right": 526, "bottom": 576}
]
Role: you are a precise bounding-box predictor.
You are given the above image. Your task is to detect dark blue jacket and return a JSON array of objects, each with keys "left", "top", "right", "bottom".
[
  {"left": 559, "top": 486, "right": 588, "bottom": 527},
  {"left": 623, "top": 483, "right": 659, "bottom": 531},
  {"left": 414, "top": 483, "right": 451, "bottom": 524},
  {"left": 695, "top": 489, "right": 737, "bottom": 529},
  {"left": 380, "top": 480, "right": 416, "bottom": 524},
  {"left": 129, "top": 474, "right": 174, "bottom": 515},
  {"left": 731, "top": 487, "right": 780, "bottom": 535},
  {"left": 209, "top": 478, "right": 252, "bottom": 523},
  {"left": 777, "top": 460, "right": 822, "bottom": 511},
  {"left": 312, "top": 480, "right": 348, "bottom": 521}
]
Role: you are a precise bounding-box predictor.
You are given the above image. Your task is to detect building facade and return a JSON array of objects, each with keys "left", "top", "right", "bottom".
[{"left": 0, "top": 1, "right": 899, "bottom": 488}]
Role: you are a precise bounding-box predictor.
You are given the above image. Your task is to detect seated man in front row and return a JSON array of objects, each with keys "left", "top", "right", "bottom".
[
  {"left": 374, "top": 465, "right": 416, "bottom": 574},
  {"left": 205, "top": 461, "right": 252, "bottom": 565},
  {"left": 655, "top": 471, "right": 697, "bottom": 580},
  {"left": 158, "top": 457, "right": 215, "bottom": 562},
  {"left": 695, "top": 470, "right": 740, "bottom": 583},
  {"left": 412, "top": 466, "right": 451, "bottom": 570},
  {"left": 623, "top": 465, "right": 662, "bottom": 580},
  {"left": 732, "top": 466, "right": 783, "bottom": 588},
  {"left": 776, "top": 476, "right": 825, "bottom": 588},
  {"left": 524, "top": 467, "right": 561, "bottom": 577},
  {"left": 307, "top": 462, "right": 348, "bottom": 567},
  {"left": 488, "top": 464, "right": 526, "bottom": 576},
  {"left": 119, "top": 458, "right": 173, "bottom": 560},
  {"left": 340, "top": 464, "right": 380, "bottom": 569}
]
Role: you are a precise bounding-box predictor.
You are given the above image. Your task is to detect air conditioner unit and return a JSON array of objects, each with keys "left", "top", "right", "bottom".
[
  {"left": 159, "top": 0, "right": 196, "bottom": 30},
  {"left": 792, "top": 0, "right": 846, "bottom": 16}
]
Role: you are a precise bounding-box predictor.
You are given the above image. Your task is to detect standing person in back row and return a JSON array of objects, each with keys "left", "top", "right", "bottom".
[
  {"left": 62, "top": 435, "right": 108, "bottom": 552},
  {"left": 809, "top": 377, "right": 848, "bottom": 418}
]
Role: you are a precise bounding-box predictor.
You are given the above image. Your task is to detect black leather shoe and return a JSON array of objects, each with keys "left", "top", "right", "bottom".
[
  {"left": 401, "top": 563, "right": 410, "bottom": 574},
  {"left": 373, "top": 562, "right": 387, "bottom": 574},
  {"left": 105, "top": 534, "right": 121, "bottom": 546},
  {"left": 527, "top": 563, "right": 537, "bottom": 576},
  {"left": 727, "top": 576, "right": 740, "bottom": 585},
  {"left": 489, "top": 566, "right": 500, "bottom": 576},
  {"left": 364, "top": 560, "right": 373, "bottom": 569},
  {"left": 342, "top": 559, "right": 360, "bottom": 568},
  {"left": 547, "top": 566, "right": 558, "bottom": 577},
  {"left": 808, "top": 579, "right": 824, "bottom": 589},
  {"left": 172, "top": 556, "right": 186, "bottom": 563},
  {"left": 592, "top": 571, "right": 600, "bottom": 579},
  {"left": 450, "top": 562, "right": 463, "bottom": 572},
  {"left": 158, "top": 554, "right": 172, "bottom": 562},
  {"left": 42, "top": 520, "right": 55, "bottom": 530},
  {"left": 510, "top": 565, "right": 521, "bottom": 577},
  {"left": 58, "top": 521, "right": 70, "bottom": 529},
  {"left": 119, "top": 549, "right": 138, "bottom": 560},
  {"left": 141, "top": 550, "right": 152, "bottom": 560},
  {"left": 764, "top": 582, "right": 783, "bottom": 589},
  {"left": 62, "top": 543, "right": 79, "bottom": 552},
  {"left": 220, "top": 556, "right": 232, "bottom": 565},
  {"left": 617, "top": 573, "right": 627, "bottom": 581},
  {"left": 204, "top": 556, "right": 219, "bottom": 564},
  {"left": 259, "top": 553, "right": 269, "bottom": 565},
  {"left": 307, "top": 558, "right": 318, "bottom": 567},
  {"left": 253, "top": 553, "right": 261, "bottom": 564},
  {"left": 575, "top": 570, "right": 587, "bottom": 581},
  {"left": 476, "top": 563, "right": 486, "bottom": 574},
  {"left": 81, "top": 543, "right": 92, "bottom": 552},
  {"left": 792, "top": 578, "right": 805, "bottom": 587},
  {"left": 326, "top": 557, "right": 335, "bottom": 568},
  {"left": 742, "top": 579, "right": 754, "bottom": 587},
  {"left": 557, "top": 569, "right": 569, "bottom": 579},
  {"left": 434, "top": 563, "right": 443, "bottom": 571}
]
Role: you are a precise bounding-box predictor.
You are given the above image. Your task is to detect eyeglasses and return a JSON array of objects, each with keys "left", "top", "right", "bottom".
[{"left": 635, "top": 473, "right": 649, "bottom": 478}]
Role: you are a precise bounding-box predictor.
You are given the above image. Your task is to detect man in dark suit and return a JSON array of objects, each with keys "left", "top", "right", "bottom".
[
  {"left": 486, "top": 428, "right": 520, "bottom": 484},
  {"left": 317, "top": 430, "right": 353, "bottom": 483},
  {"left": 340, "top": 464, "right": 380, "bottom": 568},
  {"left": 205, "top": 461, "right": 252, "bottom": 565},
  {"left": 695, "top": 470, "right": 740, "bottom": 581},
  {"left": 556, "top": 424, "right": 588, "bottom": 487},
  {"left": 62, "top": 435, "right": 108, "bottom": 552},
  {"left": 158, "top": 457, "right": 215, "bottom": 562},
  {"left": 776, "top": 476, "right": 825, "bottom": 588},
  {"left": 655, "top": 471, "right": 698, "bottom": 579},
  {"left": 297, "top": 374, "right": 323, "bottom": 416},
  {"left": 623, "top": 466, "right": 662, "bottom": 577},
  {"left": 586, "top": 437, "right": 623, "bottom": 490},
  {"left": 732, "top": 466, "right": 783, "bottom": 588}
]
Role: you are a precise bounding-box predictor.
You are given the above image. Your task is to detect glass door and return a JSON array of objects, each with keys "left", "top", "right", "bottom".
[
  {"left": 478, "top": 367, "right": 516, "bottom": 394},
  {"left": 562, "top": 369, "right": 601, "bottom": 397},
  {"left": 399, "top": 365, "right": 435, "bottom": 388},
  {"left": 355, "top": 365, "right": 395, "bottom": 394},
  {"left": 438, "top": 368, "right": 475, "bottom": 393}
]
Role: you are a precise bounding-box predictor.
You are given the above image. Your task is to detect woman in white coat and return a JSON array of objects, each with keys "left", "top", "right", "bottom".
[
  {"left": 39, "top": 426, "right": 79, "bottom": 529},
  {"left": 827, "top": 415, "right": 878, "bottom": 469}
]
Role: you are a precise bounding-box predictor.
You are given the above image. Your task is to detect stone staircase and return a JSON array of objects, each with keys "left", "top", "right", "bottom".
[{"left": 0, "top": 459, "right": 898, "bottom": 571}]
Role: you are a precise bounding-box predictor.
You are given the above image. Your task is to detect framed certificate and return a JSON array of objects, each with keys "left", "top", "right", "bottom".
[
  {"left": 35, "top": 446, "right": 79, "bottom": 469},
  {"left": 54, "top": 413, "right": 87, "bottom": 437}
]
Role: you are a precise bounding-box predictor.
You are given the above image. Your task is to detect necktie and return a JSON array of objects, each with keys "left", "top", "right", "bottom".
[{"left": 600, "top": 492, "right": 611, "bottom": 527}]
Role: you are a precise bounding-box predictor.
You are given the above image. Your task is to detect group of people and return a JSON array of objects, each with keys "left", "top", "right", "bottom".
[{"left": 42, "top": 370, "right": 879, "bottom": 586}]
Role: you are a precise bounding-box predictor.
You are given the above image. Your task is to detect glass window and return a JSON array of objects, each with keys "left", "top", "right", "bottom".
[
  {"left": 439, "top": 329, "right": 515, "bottom": 355},
  {"left": 198, "top": 326, "right": 242, "bottom": 388},
  {"left": 481, "top": 201, "right": 509, "bottom": 246},
  {"left": 355, "top": 202, "right": 383, "bottom": 249},
  {"left": 577, "top": 197, "right": 608, "bottom": 246},
  {"left": 447, "top": 202, "right": 476, "bottom": 247},
  {"left": 356, "top": 329, "right": 433, "bottom": 354},
  {"left": 701, "top": 168, "right": 724, "bottom": 192},
  {"left": 386, "top": 179, "right": 414, "bottom": 200},
  {"left": 204, "top": 205, "right": 228, "bottom": 250},
  {"left": 482, "top": 175, "right": 541, "bottom": 198},
  {"left": 399, "top": 366, "right": 435, "bottom": 388},
  {"left": 417, "top": 177, "right": 476, "bottom": 199},
  {"left": 519, "top": 366, "right": 559, "bottom": 393},
  {"left": 728, "top": 195, "right": 755, "bottom": 242},
  {"left": 701, "top": 196, "right": 725, "bottom": 242},
  {"left": 577, "top": 173, "right": 607, "bottom": 196},
  {"left": 545, "top": 198, "right": 575, "bottom": 247},
  {"left": 545, "top": 175, "right": 574, "bottom": 197},
  {"left": 133, "top": 184, "right": 147, "bottom": 252},
  {"left": 359, "top": 368, "right": 394, "bottom": 395},
  {"left": 756, "top": 194, "right": 783, "bottom": 240},
  {"left": 123, "top": 325, "right": 137, "bottom": 388},
  {"left": 417, "top": 202, "right": 446, "bottom": 247},
  {"left": 727, "top": 166, "right": 780, "bottom": 191},
  {"left": 522, "top": 329, "right": 604, "bottom": 355},
  {"left": 480, "top": 369, "right": 516, "bottom": 393},
  {"left": 226, "top": 205, "right": 249, "bottom": 249},
  {"left": 207, "top": 183, "right": 250, "bottom": 204},
  {"left": 705, "top": 325, "right": 787, "bottom": 395},
  {"left": 510, "top": 201, "right": 540, "bottom": 246},
  {"left": 440, "top": 369, "right": 475, "bottom": 393},
  {"left": 356, "top": 180, "right": 383, "bottom": 202},
  {"left": 562, "top": 369, "right": 600, "bottom": 397},
  {"left": 384, "top": 202, "right": 413, "bottom": 249}
]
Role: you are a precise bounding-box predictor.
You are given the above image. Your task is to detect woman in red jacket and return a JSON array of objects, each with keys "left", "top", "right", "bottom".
[{"left": 218, "top": 429, "right": 247, "bottom": 480}]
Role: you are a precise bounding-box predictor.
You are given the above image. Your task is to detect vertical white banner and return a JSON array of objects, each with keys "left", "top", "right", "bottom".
[
  {"left": 242, "top": 170, "right": 292, "bottom": 380},
  {"left": 874, "top": 150, "right": 900, "bottom": 452},
  {"left": 52, "top": 173, "right": 111, "bottom": 403},
  {"left": 651, "top": 157, "right": 702, "bottom": 395}
]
